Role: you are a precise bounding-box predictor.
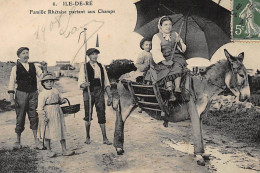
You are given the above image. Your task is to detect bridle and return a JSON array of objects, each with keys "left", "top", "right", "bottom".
[
  {"left": 229, "top": 61, "right": 247, "bottom": 89},
  {"left": 207, "top": 61, "right": 246, "bottom": 92},
  {"left": 207, "top": 79, "right": 226, "bottom": 90}
]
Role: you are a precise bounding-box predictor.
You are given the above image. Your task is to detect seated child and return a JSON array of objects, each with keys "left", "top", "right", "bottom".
[
  {"left": 135, "top": 37, "right": 156, "bottom": 84},
  {"left": 119, "top": 38, "right": 155, "bottom": 83},
  {"left": 37, "top": 73, "right": 75, "bottom": 158}
]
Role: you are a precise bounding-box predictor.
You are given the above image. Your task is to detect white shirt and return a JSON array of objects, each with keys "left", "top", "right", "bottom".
[
  {"left": 78, "top": 62, "right": 110, "bottom": 89},
  {"left": 151, "top": 32, "right": 186, "bottom": 64},
  {"left": 8, "top": 61, "right": 43, "bottom": 91}
]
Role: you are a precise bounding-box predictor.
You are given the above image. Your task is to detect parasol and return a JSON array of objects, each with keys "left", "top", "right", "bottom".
[{"left": 134, "top": 0, "right": 231, "bottom": 60}]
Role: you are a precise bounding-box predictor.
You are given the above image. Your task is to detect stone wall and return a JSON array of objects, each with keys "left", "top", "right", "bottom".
[{"left": 210, "top": 95, "right": 253, "bottom": 113}]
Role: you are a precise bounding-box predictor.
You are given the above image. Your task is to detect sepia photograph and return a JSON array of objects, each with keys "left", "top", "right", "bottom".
[{"left": 0, "top": 0, "right": 260, "bottom": 172}]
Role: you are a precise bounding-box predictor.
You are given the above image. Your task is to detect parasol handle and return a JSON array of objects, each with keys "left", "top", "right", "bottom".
[
  {"left": 170, "top": 18, "right": 185, "bottom": 61},
  {"left": 170, "top": 16, "right": 186, "bottom": 61},
  {"left": 83, "top": 28, "right": 93, "bottom": 124}
]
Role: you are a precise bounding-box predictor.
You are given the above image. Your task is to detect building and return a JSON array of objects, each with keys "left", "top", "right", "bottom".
[{"left": 56, "top": 61, "right": 71, "bottom": 67}]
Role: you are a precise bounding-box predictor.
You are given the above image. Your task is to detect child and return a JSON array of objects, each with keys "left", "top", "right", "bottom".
[
  {"left": 119, "top": 38, "right": 155, "bottom": 83},
  {"left": 135, "top": 38, "right": 154, "bottom": 113},
  {"left": 136, "top": 37, "right": 153, "bottom": 78},
  {"left": 37, "top": 73, "right": 75, "bottom": 157},
  {"left": 151, "top": 16, "right": 187, "bottom": 101}
]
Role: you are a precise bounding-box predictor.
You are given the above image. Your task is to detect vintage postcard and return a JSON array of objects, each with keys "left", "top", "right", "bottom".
[{"left": 0, "top": 0, "right": 260, "bottom": 172}]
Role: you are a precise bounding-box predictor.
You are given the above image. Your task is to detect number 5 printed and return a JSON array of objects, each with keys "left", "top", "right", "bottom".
[{"left": 235, "top": 25, "right": 245, "bottom": 35}]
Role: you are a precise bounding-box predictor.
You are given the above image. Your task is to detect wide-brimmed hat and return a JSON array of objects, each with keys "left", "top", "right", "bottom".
[
  {"left": 86, "top": 48, "right": 100, "bottom": 56},
  {"left": 40, "top": 73, "right": 58, "bottom": 82}
]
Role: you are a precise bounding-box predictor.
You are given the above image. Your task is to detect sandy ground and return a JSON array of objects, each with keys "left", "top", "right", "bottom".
[{"left": 1, "top": 77, "right": 260, "bottom": 173}]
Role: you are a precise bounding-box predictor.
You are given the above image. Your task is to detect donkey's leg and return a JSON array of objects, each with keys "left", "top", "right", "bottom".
[
  {"left": 198, "top": 101, "right": 212, "bottom": 161},
  {"left": 111, "top": 86, "right": 125, "bottom": 155},
  {"left": 113, "top": 104, "right": 138, "bottom": 155},
  {"left": 114, "top": 110, "right": 125, "bottom": 155},
  {"left": 187, "top": 96, "right": 205, "bottom": 155}
]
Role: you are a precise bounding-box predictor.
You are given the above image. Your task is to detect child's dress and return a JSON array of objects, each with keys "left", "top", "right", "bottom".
[{"left": 37, "top": 88, "right": 66, "bottom": 141}]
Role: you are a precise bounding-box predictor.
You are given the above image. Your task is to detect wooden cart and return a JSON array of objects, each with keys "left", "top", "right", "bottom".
[{"left": 120, "top": 79, "right": 190, "bottom": 122}]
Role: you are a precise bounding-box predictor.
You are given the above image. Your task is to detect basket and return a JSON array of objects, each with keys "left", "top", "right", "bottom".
[{"left": 61, "top": 98, "right": 80, "bottom": 117}]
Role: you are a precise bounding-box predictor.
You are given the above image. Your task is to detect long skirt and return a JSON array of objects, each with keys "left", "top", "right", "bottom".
[
  {"left": 42, "top": 105, "right": 66, "bottom": 141},
  {"left": 145, "top": 57, "right": 187, "bottom": 86}
]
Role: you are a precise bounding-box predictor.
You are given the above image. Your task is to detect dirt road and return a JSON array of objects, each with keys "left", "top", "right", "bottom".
[{"left": 1, "top": 77, "right": 260, "bottom": 173}]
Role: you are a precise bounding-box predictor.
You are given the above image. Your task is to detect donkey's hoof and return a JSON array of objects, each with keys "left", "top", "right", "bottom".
[
  {"left": 195, "top": 155, "right": 205, "bottom": 166},
  {"left": 116, "top": 148, "right": 124, "bottom": 155},
  {"left": 163, "top": 122, "right": 168, "bottom": 128},
  {"left": 202, "top": 153, "right": 210, "bottom": 161}
]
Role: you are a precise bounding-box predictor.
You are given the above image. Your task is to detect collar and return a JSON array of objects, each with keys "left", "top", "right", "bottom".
[
  {"left": 18, "top": 60, "right": 29, "bottom": 65},
  {"left": 89, "top": 61, "right": 97, "bottom": 65},
  {"left": 162, "top": 32, "right": 171, "bottom": 41}
]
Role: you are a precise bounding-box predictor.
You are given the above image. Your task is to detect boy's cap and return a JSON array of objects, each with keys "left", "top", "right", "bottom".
[
  {"left": 17, "top": 47, "right": 29, "bottom": 57},
  {"left": 86, "top": 48, "right": 100, "bottom": 56},
  {"left": 41, "top": 73, "right": 58, "bottom": 82}
]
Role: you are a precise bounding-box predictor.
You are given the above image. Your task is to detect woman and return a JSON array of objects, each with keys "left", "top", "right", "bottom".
[
  {"left": 239, "top": 0, "right": 260, "bottom": 38},
  {"left": 150, "top": 16, "right": 187, "bottom": 101}
]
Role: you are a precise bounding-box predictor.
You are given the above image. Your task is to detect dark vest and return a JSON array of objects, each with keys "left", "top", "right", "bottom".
[
  {"left": 157, "top": 32, "right": 187, "bottom": 66},
  {"left": 16, "top": 62, "right": 37, "bottom": 92},
  {"left": 84, "top": 62, "right": 105, "bottom": 92}
]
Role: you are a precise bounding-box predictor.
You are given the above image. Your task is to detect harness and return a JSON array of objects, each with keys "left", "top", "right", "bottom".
[{"left": 207, "top": 79, "right": 226, "bottom": 90}]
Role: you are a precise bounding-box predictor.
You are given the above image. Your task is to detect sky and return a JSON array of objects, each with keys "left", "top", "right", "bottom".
[{"left": 0, "top": 0, "right": 259, "bottom": 72}]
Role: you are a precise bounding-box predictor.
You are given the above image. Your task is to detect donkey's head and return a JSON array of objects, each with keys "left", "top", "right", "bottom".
[{"left": 224, "top": 49, "right": 250, "bottom": 102}]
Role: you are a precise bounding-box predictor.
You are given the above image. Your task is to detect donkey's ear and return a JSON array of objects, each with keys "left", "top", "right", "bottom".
[
  {"left": 237, "top": 52, "right": 244, "bottom": 63},
  {"left": 224, "top": 49, "right": 236, "bottom": 62}
]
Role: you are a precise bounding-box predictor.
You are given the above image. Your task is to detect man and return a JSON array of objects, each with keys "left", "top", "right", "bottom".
[
  {"left": 78, "top": 48, "right": 112, "bottom": 145},
  {"left": 8, "top": 47, "right": 46, "bottom": 149}
]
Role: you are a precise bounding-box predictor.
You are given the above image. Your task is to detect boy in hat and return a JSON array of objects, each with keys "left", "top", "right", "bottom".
[
  {"left": 8, "top": 47, "right": 47, "bottom": 149},
  {"left": 135, "top": 37, "right": 156, "bottom": 83},
  {"left": 78, "top": 48, "right": 113, "bottom": 145},
  {"left": 135, "top": 38, "right": 153, "bottom": 73}
]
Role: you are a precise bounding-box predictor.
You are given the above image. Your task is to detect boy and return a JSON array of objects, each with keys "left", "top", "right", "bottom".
[
  {"left": 135, "top": 38, "right": 155, "bottom": 83},
  {"left": 78, "top": 48, "right": 113, "bottom": 145}
]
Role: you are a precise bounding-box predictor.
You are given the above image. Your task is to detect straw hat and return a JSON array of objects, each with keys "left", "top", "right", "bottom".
[{"left": 40, "top": 73, "right": 58, "bottom": 82}]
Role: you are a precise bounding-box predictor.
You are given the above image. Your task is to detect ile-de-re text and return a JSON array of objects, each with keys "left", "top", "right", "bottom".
[{"left": 63, "top": 1, "right": 93, "bottom": 6}]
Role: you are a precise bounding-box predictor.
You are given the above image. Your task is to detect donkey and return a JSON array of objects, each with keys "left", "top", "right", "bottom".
[{"left": 111, "top": 49, "right": 250, "bottom": 164}]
